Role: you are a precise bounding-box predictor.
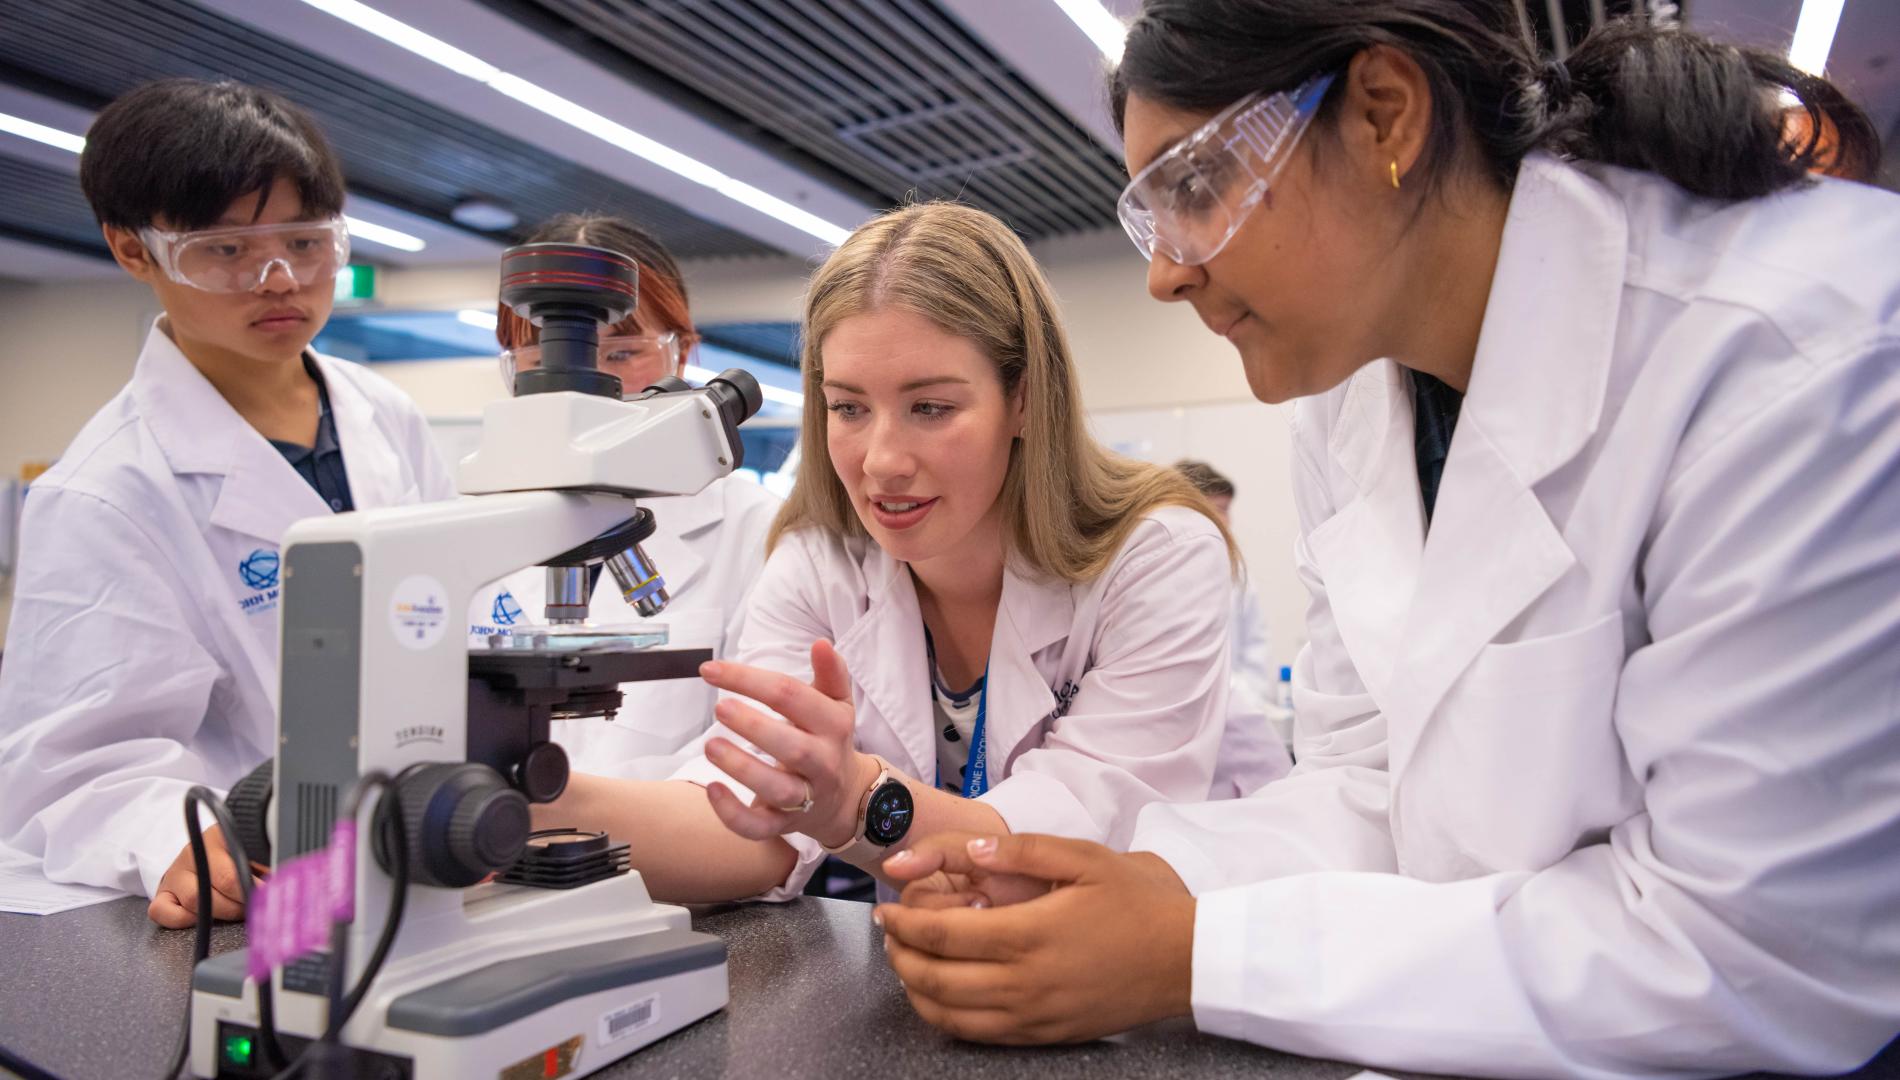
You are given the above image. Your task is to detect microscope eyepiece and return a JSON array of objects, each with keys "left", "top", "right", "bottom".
[
  {"left": 703, "top": 368, "right": 764, "bottom": 430},
  {"left": 498, "top": 242, "right": 639, "bottom": 399}
]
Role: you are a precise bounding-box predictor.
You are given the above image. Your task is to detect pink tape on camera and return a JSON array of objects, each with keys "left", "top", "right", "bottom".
[{"left": 246, "top": 820, "right": 357, "bottom": 983}]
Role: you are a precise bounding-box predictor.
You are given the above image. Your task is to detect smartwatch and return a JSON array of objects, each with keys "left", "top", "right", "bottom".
[{"left": 821, "top": 757, "right": 914, "bottom": 866}]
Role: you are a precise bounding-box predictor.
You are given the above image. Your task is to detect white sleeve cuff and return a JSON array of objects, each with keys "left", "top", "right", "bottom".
[
  {"left": 978, "top": 769, "right": 1104, "bottom": 843},
  {"left": 1130, "top": 803, "right": 1230, "bottom": 897},
  {"left": 1189, "top": 884, "right": 1260, "bottom": 1043}
]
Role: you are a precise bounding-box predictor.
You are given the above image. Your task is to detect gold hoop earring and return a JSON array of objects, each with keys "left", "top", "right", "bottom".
[{"left": 1390, "top": 159, "right": 1402, "bottom": 190}]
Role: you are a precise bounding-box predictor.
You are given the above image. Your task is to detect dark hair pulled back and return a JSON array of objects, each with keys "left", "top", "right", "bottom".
[{"left": 1112, "top": 1, "right": 1880, "bottom": 200}]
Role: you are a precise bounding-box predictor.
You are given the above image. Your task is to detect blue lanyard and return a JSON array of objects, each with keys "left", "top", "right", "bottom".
[
  {"left": 927, "top": 628, "right": 991, "bottom": 797},
  {"left": 959, "top": 666, "right": 990, "bottom": 798}
]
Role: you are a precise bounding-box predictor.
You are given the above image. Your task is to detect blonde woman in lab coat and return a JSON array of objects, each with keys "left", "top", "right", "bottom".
[
  {"left": 539, "top": 201, "right": 1241, "bottom": 902},
  {"left": 0, "top": 80, "right": 454, "bottom": 926},
  {"left": 877, "top": 3, "right": 1900, "bottom": 1077}
]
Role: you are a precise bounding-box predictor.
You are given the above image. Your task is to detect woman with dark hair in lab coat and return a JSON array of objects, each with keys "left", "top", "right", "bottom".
[{"left": 876, "top": 3, "right": 1900, "bottom": 1077}]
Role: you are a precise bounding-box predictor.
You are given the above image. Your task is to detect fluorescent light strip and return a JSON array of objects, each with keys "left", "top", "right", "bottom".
[
  {"left": 300, "top": 0, "right": 852, "bottom": 246},
  {"left": 0, "top": 111, "right": 87, "bottom": 153},
  {"left": 1050, "top": 0, "right": 1128, "bottom": 63},
  {"left": 684, "top": 363, "right": 804, "bottom": 409},
  {"left": 1788, "top": 0, "right": 1847, "bottom": 75},
  {"left": 342, "top": 214, "right": 427, "bottom": 252}
]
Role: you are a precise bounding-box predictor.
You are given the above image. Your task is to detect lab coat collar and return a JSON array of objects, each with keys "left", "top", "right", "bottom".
[
  {"left": 1384, "top": 154, "right": 1626, "bottom": 779},
  {"left": 1459, "top": 153, "right": 1625, "bottom": 490},
  {"left": 131, "top": 319, "right": 332, "bottom": 545},
  {"left": 1308, "top": 156, "right": 1624, "bottom": 780},
  {"left": 314, "top": 352, "right": 413, "bottom": 512},
  {"left": 836, "top": 554, "right": 936, "bottom": 781},
  {"left": 131, "top": 318, "right": 255, "bottom": 477},
  {"left": 979, "top": 562, "right": 1069, "bottom": 777},
  {"left": 834, "top": 547, "right": 1072, "bottom": 785},
  {"left": 1305, "top": 360, "right": 1427, "bottom": 710}
]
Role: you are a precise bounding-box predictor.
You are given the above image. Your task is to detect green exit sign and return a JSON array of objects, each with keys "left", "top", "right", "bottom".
[{"left": 334, "top": 263, "right": 376, "bottom": 302}]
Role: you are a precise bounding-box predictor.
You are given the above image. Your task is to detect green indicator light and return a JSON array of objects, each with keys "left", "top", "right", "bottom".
[{"left": 223, "top": 1034, "right": 255, "bottom": 1066}]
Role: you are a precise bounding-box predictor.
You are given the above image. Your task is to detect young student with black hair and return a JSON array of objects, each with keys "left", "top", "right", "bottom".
[
  {"left": 879, "top": 4, "right": 1900, "bottom": 1076},
  {"left": 0, "top": 79, "right": 456, "bottom": 928}
]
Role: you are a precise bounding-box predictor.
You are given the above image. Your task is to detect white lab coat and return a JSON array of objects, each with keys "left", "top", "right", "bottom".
[
  {"left": 1131, "top": 155, "right": 1900, "bottom": 1078},
  {"left": 0, "top": 321, "right": 455, "bottom": 897},
  {"left": 469, "top": 475, "right": 781, "bottom": 780},
  {"left": 672, "top": 504, "right": 1234, "bottom": 900},
  {"left": 1209, "top": 574, "right": 1289, "bottom": 797}
]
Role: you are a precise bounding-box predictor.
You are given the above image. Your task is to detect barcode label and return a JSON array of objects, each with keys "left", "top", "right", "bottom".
[{"left": 599, "top": 995, "right": 659, "bottom": 1046}]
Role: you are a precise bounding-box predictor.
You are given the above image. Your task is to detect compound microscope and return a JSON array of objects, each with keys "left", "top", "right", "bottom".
[{"left": 188, "top": 242, "right": 764, "bottom": 1079}]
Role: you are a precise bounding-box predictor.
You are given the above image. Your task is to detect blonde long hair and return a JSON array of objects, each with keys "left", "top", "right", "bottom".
[{"left": 769, "top": 202, "right": 1236, "bottom": 582}]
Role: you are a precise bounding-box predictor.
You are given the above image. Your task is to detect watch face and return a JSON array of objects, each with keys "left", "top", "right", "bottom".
[{"left": 863, "top": 781, "right": 915, "bottom": 847}]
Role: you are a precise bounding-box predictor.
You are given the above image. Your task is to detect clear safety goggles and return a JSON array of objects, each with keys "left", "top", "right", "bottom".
[
  {"left": 499, "top": 332, "right": 684, "bottom": 399},
  {"left": 1118, "top": 73, "right": 1335, "bottom": 267},
  {"left": 138, "top": 217, "right": 351, "bottom": 294}
]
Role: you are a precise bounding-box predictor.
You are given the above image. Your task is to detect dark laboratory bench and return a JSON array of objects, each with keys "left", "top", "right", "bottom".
[{"left": 1, "top": 896, "right": 1894, "bottom": 1080}]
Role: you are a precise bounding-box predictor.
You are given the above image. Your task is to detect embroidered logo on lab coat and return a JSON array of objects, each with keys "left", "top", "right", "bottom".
[
  {"left": 1046, "top": 680, "right": 1080, "bottom": 724},
  {"left": 237, "top": 548, "right": 281, "bottom": 616}
]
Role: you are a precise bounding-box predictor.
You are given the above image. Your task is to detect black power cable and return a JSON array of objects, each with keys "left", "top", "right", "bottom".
[
  {"left": 8, "top": 776, "right": 414, "bottom": 1080},
  {"left": 263, "top": 773, "right": 411, "bottom": 1080}
]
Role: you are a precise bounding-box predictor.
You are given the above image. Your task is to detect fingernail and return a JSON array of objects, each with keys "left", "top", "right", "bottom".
[
  {"left": 969, "top": 897, "right": 989, "bottom": 910},
  {"left": 882, "top": 934, "right": 892, "bottom": 952},
  {"left": 967, "top": 837, "right": 996, "bottom": 859},
  {"left": 700, "top": 661, "right": 722, "bottom": 678},
  {"left": 871, "top": 908, "right": 884, "bottom": 929},
  {"left": 885, "top": 850, "right": 913, "bottom": 867}
]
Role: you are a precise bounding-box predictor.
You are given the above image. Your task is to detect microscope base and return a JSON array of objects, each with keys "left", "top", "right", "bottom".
[{"left": 189, "top": 886, "right": 728, "bottom": 1078}]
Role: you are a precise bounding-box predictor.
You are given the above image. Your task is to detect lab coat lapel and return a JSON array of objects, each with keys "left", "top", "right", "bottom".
[
  {"left": 130, "top": 322, "right": 328, "bottom": 546},
  {"left": 1384, "top": 154, "right": 1626, "bottom": 780},
  {"left": 1304, "top": 361, "right": 1426, "bottom": 710},
  {"left": 981, "top": 564, "right": 1067, "bottom": 772},
  {"left": 835, "top": 557, "right": 936, "bottom": 783},
  {"left": 315, "top": 352, "right": 409, "bottom": 511}
]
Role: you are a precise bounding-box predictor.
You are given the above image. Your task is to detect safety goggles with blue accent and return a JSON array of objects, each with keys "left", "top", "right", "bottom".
[
  {"left": 1118, "top": 73, "right": 1335, "bottom": 267},
  {"left": 138, "top": 217, "right": 350, "bottom": 294}
]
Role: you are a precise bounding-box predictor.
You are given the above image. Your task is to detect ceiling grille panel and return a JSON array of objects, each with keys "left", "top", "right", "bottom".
[
  {"left": 509, "top": 0, "right": 1127, "bottom": 239},
  {"left": 0, "top": 0, "right": 776, "bottom": 259},
  {"left": 0, "top": 156, "right": 109, "bottom": 258}
]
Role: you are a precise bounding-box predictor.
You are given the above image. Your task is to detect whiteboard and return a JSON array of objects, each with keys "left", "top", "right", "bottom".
[{"left": 1088, "top": 400, "right": 1306, "bottom": 669}]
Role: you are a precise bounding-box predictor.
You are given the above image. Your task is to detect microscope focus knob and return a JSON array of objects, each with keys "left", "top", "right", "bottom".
[
  {"left": 383, "top": 763, "right": 532, "bottom": 888},
  {"left": 448, "top": 784, "right": 532, "bottom": 876},
  {"left": 514, "top": 742, "right": 570, "bottom": 804}
]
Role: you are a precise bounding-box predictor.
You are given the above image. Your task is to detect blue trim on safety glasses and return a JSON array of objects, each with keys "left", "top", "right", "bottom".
[{"left": 1118, "top": 72, "right": 1336, "bottom": 267}]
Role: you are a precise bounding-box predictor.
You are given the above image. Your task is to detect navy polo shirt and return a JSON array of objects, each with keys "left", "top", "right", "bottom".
[
  {"left": 269, "top": 355, "right": 355, "bottom": 513},
  {"left": 1411, "top": 370, "right": 1463, "bottom": 526}
]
